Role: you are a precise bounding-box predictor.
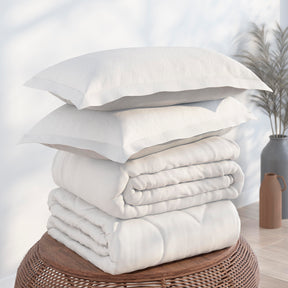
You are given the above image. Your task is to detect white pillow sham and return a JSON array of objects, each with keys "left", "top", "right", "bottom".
[
  {"left": 21, "top": 97, "right": 254, "bottom": 163},
  {"left": 25, "top": 47, "right": 271, "bottom": 110}
]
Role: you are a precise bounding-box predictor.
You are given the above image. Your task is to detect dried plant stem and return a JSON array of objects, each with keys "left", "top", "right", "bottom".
[
  {"left": 236, "top": 22, "right": 288, "bottom": 137},
  {"left": 279, "top": 91, "right": 282, "bottom": 134},
  {"left": 269, "top": 114, "right": 275, "bottom": 136},
  {"left": 274, "top": 113, "right": 278, "bottom": 135}
]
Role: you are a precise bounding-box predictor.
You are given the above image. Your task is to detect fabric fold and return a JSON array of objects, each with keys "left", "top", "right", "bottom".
[
  {"left": 47, "top": 188, "right": 241, "bottom": 275},
  {"left": 52, "top": 136, "right": 244, "bottom": 219}
]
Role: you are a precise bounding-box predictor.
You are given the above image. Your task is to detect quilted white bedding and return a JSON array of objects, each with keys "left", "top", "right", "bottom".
[
  {"left": 52, "top": 136, "right": 244, "bottom": 219},
  {"left": 47, "top": 188, "right": 240, "bottom": 275}
]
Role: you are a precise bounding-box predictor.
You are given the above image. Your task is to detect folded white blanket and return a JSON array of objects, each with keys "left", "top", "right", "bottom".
[
  {"left": 53, "top": 136, "right": 244, "bottom": 219},
  {"left": 47, "top": 188, "right": 240, "bottom": 275}
]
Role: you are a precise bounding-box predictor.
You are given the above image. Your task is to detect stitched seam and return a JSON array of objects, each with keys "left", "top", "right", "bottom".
[
  {"left": 179, "top": 206, "right": 207, "bottom": 225},
  {"left": 141, "top": 217, "right": 166, "bottom": 263}
]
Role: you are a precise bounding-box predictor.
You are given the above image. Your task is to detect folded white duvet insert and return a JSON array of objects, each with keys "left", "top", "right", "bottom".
[
  {"left": 47, "top": 188, "right": 240, "bottom": 275},
  {"left": 53, "top": 136, "right": 244, "bottom": 219}
]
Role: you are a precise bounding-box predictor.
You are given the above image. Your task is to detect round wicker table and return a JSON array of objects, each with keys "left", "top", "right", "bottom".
[{"left": 15, "top": 233, "right": 259, "bottom": 288}]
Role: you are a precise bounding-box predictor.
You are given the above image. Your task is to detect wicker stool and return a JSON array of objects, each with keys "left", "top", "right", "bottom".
[{"left": 15, "top": 233, "right": 259, "bottom": 288}]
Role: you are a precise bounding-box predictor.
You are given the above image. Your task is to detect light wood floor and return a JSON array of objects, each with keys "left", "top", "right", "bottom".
[{"left": 238, "top": 203, "right": 288, "bottom": 288}]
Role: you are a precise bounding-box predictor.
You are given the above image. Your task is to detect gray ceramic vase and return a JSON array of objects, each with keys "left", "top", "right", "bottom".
[{"left": 261, "top": 135, "right": 288, "bottom": 219}]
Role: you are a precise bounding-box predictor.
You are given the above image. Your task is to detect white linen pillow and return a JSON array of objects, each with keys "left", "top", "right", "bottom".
[
  {"left": 25, "top": 47, "right": 271, "bottom": 110},
  {"left": 21, "top": 97, "right": 255, "bottom": 163}
]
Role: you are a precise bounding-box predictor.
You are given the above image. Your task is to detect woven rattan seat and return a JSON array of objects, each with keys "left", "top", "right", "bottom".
[{"left": 15, "top": 233, "right": 259, "bottom": 287}]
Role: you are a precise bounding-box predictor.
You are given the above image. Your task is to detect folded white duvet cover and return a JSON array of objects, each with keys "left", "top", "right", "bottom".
[
  {"left": 47, "top": 188, "right": 240, "bottom": 275},
  {"left": 53, "top": 136, "right": 244, "bottom": 219}
]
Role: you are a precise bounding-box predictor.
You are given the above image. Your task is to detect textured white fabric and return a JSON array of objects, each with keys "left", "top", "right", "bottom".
[
  {"left": 25, "top": 47, "right": 271, "bottom": 110},
  {"left": 52, "top": 136, "right": 244, "bottom": 219},
  {"left": 47, "top": 189, "right": 240, "bottom": 275},
  {"left": 21, "top": 97, "right": 254, "bottom": 163}
]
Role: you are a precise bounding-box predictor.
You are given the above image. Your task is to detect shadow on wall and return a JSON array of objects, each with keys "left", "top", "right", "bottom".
[
  {"left": 231, "top": 22, "right": 274, "bottom": 208},
  {"left": 0, "top": 0, "right": 92, "bottom": 276},
  {"left": 231, "top": 99, "right": 271, "bottom": 208},
  {"left": 0, "top": 0, "right": 278, "bottom": 277}
]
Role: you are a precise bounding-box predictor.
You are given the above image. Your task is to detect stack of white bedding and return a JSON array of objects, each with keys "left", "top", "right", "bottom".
[
  {"left": 47, "top": 137, "right": 243, "bottom": 274},
  {"left": 23, "top": 47, "right": 271, "bottom": 275}
]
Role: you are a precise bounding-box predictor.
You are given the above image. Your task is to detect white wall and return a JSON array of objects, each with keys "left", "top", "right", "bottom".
[
  {"left": 281, "top": 0, "right": 288, "bottom": 27},
  {"left": 0, "top": 0, "right": 279, "bottom": 278}
]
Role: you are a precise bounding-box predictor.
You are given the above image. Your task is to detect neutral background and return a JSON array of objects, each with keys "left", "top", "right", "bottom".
[{"left": 0, "top": 0, "right": 281, "bottom": 280}]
